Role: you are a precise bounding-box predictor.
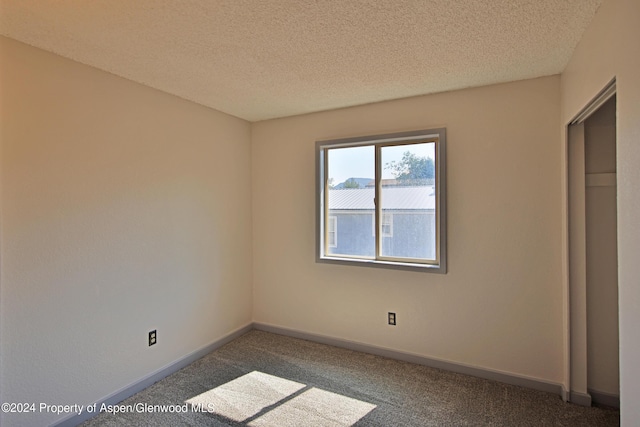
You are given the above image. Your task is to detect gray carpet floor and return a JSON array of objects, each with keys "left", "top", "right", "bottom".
[{"left": 81, "top": 330, "right": 619, "bottom": 426}]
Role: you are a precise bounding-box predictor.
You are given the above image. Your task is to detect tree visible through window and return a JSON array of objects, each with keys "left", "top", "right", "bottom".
[{"left": 316, "top": 129, "right": 446, "bottom": 272}]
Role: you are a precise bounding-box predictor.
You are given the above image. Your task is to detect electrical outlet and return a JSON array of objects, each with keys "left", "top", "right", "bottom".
[
  {"left": 149, "top": 330, "right": 157, "bottom": 346},
  {"left": 388, "top": 312, "right": 396, "bottom": 325}
]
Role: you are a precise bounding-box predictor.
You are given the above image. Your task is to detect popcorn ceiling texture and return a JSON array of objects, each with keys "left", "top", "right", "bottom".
[{"left": 0, "top": 0, "right": 602, "bottom": 121}]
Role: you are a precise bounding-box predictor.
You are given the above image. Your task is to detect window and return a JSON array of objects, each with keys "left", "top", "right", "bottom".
[{"left": 316, "top": 129, "right": 446, "bottom": 272}]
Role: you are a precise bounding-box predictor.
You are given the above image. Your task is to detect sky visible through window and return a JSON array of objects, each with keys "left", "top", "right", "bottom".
[{"left": 328, "top": 143, "right": 434, "bottom": 185}]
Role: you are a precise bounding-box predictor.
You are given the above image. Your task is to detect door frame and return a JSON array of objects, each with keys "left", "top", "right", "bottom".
[{"left": 564, "top": 78, "right": 617, "bottom": 406}]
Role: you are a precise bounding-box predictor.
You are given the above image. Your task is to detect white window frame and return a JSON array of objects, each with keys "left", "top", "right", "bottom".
[{"left": 316, "top": 128, "right": 447, "bottom": 273}]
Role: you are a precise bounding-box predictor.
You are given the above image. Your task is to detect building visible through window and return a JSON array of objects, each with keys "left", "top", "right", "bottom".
[{"left": 328, "top": 216, "right": 337, "bottom": 248}]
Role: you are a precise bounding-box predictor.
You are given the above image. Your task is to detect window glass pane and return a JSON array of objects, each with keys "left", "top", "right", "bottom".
[
  {"left": 380, "top": 143, "right": 436, "bottom": 260},
  {"left": 327, "top": 145, "right": 375, "bottom": 257}
]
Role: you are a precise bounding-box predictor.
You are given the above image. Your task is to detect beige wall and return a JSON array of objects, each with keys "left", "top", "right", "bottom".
[
  {"left": 2, "top": 0, "right": 638, "bottom": 422},
  {"left": 561, "top": 0, "right": 640, "bottom": 422},
  {"left": 0, "top": 37, "right": 253, "bottom": 426},
  {"left": 252, "top": 76, "right": 563, "bottom": 384}
]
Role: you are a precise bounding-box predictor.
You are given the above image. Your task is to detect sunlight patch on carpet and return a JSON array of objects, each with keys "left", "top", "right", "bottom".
[
  {"left": 185, "top": 370, "right": 376, "bottom": 426},
  {"left": 249, "top": 387, "right": 376, "bottom": 426},
  {"left": 186, "top": 371, "right": 305, "bottom": 421}
]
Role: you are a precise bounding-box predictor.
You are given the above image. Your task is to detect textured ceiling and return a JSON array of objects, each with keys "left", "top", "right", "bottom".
[{"left": 1, "top": 0, "right": 602, "bottom": 121}]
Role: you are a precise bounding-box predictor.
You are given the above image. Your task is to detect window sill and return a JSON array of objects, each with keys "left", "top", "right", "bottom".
[{"left": 317, "top": 255, "right": 446, "bottom": 274}]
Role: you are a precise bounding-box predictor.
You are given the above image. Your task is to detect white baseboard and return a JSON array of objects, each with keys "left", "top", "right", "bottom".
[
  {"left": 589, "top": 389, "right": 619, "bottom": 408},
  {"left": 55, "top": 321, "right": 577, "bottom": 426},
  {"left": 53, "top": 323, "right": 253, "bottom": 427},
  {"left": 253, "top": 322, "right": 564, "bottom": 397},
  {"left": 569, "top": 390, "right": 592, "bottom": 407}
]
